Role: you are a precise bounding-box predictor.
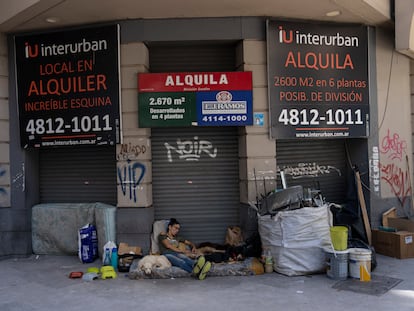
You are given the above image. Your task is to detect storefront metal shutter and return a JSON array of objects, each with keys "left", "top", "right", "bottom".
[
  {"left": 39, "top": 146, "right": 116, "bottom": 204},
  {"left": 276, "top": 139, "right": 348, "bottom": 204},
  {"left": 151, "top": 127, "right": 239, "bottom": 244},
  {"left": 148, "top": 42, "right": 239, "bottom": 243},
  {"left": 149, "top": 43, "right": 237, "bottom": 72}
]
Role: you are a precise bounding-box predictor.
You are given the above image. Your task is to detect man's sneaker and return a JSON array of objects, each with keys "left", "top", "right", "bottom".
[
  {"left": 198, "top": 261, "right": 211, "bottom": 280},
  {"left": 192, "top": 256, "right": 206, "bottom": 275}
]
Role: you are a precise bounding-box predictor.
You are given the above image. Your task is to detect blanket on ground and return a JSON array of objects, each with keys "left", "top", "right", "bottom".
[{"left": 128, "top": 257, "right": 263, "bottom": 279}]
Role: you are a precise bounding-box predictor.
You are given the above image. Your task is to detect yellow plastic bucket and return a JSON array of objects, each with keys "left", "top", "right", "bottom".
[{"left": 330, "top": 226, "right": 348, "bottom": 251}]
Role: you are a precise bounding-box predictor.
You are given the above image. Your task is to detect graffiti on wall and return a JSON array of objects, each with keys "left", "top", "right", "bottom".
[
  {"left": 277, "top": 162, "right": 341, "bottom": 179},
  {"left": 380, "top": 162, "right": 411, "bottom": 206},
  {"left": 117, "top": 160, "right": 146, "bottom": 203},
  {"left": 0, "top": 165, "right": 9, "bottom": 207},
  {"left": 379, "top": 129, "right": 412, "bottom": 208},
  {"left": 380, "top": 128, "right": 407, "bottom": 161},
  {"left": 370, "top": 146, "right": 380, "bottom": 193},
  {"left": 164, "top": 136, "right": 217, "bottom": 162},
  {"left": 117, "top": 142, "right": 147, "bottom": 161},
  {"left": 116, "top": 139, "right": 149, "bottom": 205}
]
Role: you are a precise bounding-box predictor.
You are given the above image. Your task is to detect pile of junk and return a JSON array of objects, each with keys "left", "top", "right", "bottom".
[{"left": 250, "top": 170, "right": 375, "bottom": 281}]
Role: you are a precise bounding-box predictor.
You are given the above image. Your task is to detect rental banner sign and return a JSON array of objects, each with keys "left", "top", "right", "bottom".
[
  {"left": 15, "top": 25, "right": 121, "bottom": 148},
  {"left": 138, "top": 72, "right": 253, "bottom": 127},
  {"left": 267, "top": 20, "right": 369, "bottom": 139}
]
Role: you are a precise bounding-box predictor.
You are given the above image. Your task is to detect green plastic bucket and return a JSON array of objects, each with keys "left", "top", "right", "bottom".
[{"left": 330, "top": 226, "right": 348, "bottom": 251}]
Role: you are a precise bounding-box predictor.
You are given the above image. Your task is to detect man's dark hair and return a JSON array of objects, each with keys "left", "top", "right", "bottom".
[{"left": 168, "top": 218, "right": 180, "bottom": 227}]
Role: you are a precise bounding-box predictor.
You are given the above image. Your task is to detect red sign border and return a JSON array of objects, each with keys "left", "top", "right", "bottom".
[{"left": 138, "top": 71, "right": 252, "bottom": 92}]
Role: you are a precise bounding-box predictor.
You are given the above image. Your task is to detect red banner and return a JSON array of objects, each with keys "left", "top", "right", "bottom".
[{"left": 138, "top": 72, "right": 252, "bottom": 92}]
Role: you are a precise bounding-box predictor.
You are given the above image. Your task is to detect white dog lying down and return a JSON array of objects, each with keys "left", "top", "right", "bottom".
[{"left": 138, "top": 255, "right": 172, "bottom": 275}]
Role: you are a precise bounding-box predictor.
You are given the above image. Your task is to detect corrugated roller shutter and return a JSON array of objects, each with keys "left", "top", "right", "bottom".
[
  {"left": 149, "top": 43, "right": 237, "bottom": 72},
  {"left": 39, "top": 146, "right": 116, "bottom": 204},
  {"left": 151, "top": 127, "right": 239, "bottom": 244},
  {"left": 276, "top": 139, "right": 347, "bottom": 204}
]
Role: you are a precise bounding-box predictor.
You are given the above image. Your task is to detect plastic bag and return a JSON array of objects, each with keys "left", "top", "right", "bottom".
[
  {"left": 78, "top": 224, "right": 98, "bottom": 263},
  {"left": 258, "top": 205, "right": 332, "bottom": 276},
  {"left": 225, "top": 226, "right": 243, "bottom": 246},
  {"left": 150, "top": 220, "right": 169, "bottom": 254}
]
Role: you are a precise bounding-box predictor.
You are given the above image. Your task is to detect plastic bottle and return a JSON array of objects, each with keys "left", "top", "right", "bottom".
[
  {"left": 265, "top": 249, "right": 272, "bottom": 265},
  {"left": 262, "top": 248, "right": 273, "bottom": 273},
  {"left": 111, "top": 247, "right": 118, "bottom": 270},
  {"left": 103, "top": 248, "right": 111, "bottom": 266}
]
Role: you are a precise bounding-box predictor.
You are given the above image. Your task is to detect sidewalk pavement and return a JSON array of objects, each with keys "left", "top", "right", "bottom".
[{"left": 1, "top": 253, "right": 413, "bottom": 311}]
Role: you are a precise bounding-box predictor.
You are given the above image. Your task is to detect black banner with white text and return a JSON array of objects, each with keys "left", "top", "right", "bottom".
[
  {"left": 15, "top": 25, "right": 121, "bottom": 148},
  {"left": 267, "top": 20, "right": 369, "bottom": 139}
]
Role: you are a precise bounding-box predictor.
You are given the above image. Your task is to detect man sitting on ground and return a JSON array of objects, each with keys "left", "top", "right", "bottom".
[{"left": 158, "top": 218, "right": 211, "bottom": 280}]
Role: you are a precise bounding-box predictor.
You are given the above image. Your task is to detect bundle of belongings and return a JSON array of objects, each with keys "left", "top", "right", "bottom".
[
  {"left": 257, "top": 185, "right": 304, "bottom": 216},
  {"left": 129, "top": 222, "right": 263, "bottom": 279},
  {"left": 256, "top": 185, "right": 325, "bottom": 216},
  {"left": 258, "top": 204, "right": 332, "bottom": 276},
  {"left": 254, "top": 185, "right": 334, "bottom": 276},
  {"left": 118, "top": 242, "right": 143, "bottom": 272}
]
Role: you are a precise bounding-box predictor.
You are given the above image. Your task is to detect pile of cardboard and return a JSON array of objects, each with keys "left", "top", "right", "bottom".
[
  {"left": 118, "top": 242, "right": 142, "bottom": 272},
  {"left": 372, "top": 208, "right": 414, "bottom": 259}
]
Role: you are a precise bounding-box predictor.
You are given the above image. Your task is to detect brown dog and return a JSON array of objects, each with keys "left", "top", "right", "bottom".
[{"left": 177, "top": 242, "right": 225, "bottom": 258}]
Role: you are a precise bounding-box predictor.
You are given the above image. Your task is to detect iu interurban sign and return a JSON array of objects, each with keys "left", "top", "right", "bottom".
[
  {"left": 267, "top": 20, "right": 369, "bottom": 139},
  {"left": 15, "top": 25, "right": 121, "bottom": 148},
  {"left": 138, "top": 72, "right": 253, "bottom": 127}
]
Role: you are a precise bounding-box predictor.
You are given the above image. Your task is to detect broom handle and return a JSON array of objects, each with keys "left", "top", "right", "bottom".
[{"left": 355, "top": 169, "right": 372, "bottom": 245}]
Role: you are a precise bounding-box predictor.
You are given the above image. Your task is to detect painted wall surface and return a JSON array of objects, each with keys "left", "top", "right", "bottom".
[
  {"left": 238, "top": 40, "right": 277, "bottom": 205},
  {"left": 4, "top": 17, "right": 414, "bottom": 256},
  {"left": 0, "top": 32, "right": 10, "bottom": 208},
  {"left": 117, "top": 42, "right": 151, "bottom": 208},
  {"left": 374, "top": 29, "right": 413, "bottom": 222}
]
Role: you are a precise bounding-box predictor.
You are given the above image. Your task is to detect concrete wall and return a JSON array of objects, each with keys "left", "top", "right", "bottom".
[
  {"left": 0, "top": 33, "right": 10, "bottom": 208},
  {"left": 114, "top": 39, "right": 273, "bottom": 252},
  {"left": 237, "top": 40, "right": 276, "bottom": 204},
  {"left": 116, "top": 42, "right": 153, "bottom": 254},
  {"left": 372, "top": 28, "right": 413, "bottom": 226},
  {"left": 237, "top": 39, "right": 275, "bottom": 236},
  {"left": 3, "top": 17, "right": 413, "bottom": 256},
  {"left": 0, "top": 32, "right": 32, "bottom": 257},
  {"left": 410, "top": 58, "right": 414, "bottom": 218}
]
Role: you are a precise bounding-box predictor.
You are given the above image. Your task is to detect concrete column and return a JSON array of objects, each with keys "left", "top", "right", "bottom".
[
  {"left": 116, "top": 42, "right": 153, "bottom": 254},
  {"left": 0, "top": 33, "right": 10, "bottom": 208},
  {"left": 117, "top": 42, "right": 151, "bottom": 208},
  {"left": 237, "top": 40, "right": 277, "bottom": 206}
]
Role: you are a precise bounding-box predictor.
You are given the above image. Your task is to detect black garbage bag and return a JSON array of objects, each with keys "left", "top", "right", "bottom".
[{"left": 258, "top": 185, "right": 303, "bottom": 216}]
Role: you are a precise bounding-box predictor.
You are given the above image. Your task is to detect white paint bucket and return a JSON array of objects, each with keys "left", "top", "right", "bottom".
[{"left": 348, "top": 248, "right": 371, "bottom": 279}]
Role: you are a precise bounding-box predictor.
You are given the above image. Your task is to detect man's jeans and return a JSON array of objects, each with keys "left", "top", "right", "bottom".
[{"left": 163, "top": 251, "right": 195, "bottom": 273}]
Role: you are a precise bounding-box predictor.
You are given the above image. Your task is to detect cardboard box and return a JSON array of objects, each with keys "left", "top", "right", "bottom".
[
  {"left": 388, "top": 217, "right": 414, "bottom": 232},
  {"left": 118, "top": 242, "right": 142, "bottom": 256},
  {"left": 118, "top": 242, "right": 142, "bottom": 272},
  {"left": 372, "top": 217, "right": 414, "bottom": 259},
  {"left": 382, "top": 207, "right": 397, "bottom": 227}
]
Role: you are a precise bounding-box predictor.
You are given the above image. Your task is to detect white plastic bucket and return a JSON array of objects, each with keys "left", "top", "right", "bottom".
[
  {"left": 348, "top": 248, "right": 371, "bottom": 279},
  {"left": 325, "top": 248, "right": 349, "bottom": 280}
]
